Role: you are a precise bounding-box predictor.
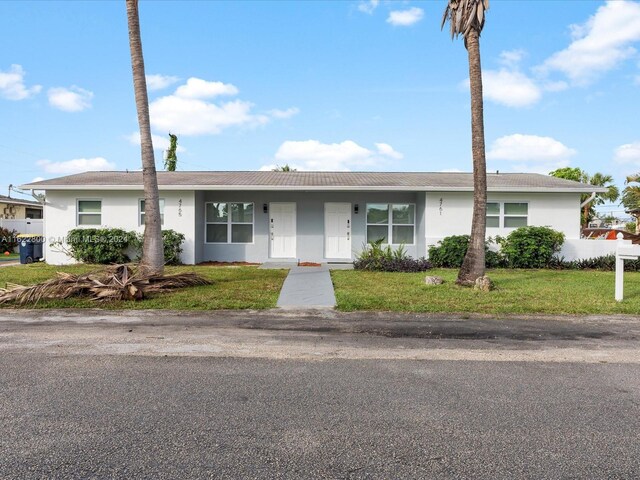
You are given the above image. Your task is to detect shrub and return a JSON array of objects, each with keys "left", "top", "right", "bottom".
[
  {"left": 497, "top": 226, "right": 565, "bottom": 269},
  {"left": 131, "top": 229, "right": 185, "bottom": 265},
  {"left": 354, "top": 239, "right": 431, "bottom": 272},
  {"left": 428, "top": 235, "right": 503, "bottom": 268},
  {"left": 161, "top": 229, "right": 185, "bottom": 265},
  {"left": 548, "top": 254, "right": 640, "bottom": 272},
  {"left": 67, "top": 228, "right": 136, "bottom": 264},
  {"left": 0, "top": 227, "right": 18, "bottom": 253}
]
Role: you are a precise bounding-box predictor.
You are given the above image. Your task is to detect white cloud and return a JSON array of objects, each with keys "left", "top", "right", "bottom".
[
  {"left": 267, "top": 139, "right": 403, "bottom": 171},
  {"left": 37, "top": 157, "right": 115, "bottom": 175},
  {"left": 539, "top": 1, "right": 640, "bottom": 84},
  {"left": 174, "top": 78, "right": 238, "bottom": 99},
  {"left": 0, "top": 64, "right": 41, "bottom": 100},
  {"left": 499, "top": 49, "right": 526, "bottom": 68},
  {"left": 146, "top": 74, "right": 180, "bottom": 91},
  {"left": 48, "top": 86, "right": 93, "bottom": 112},
  {"left": 481, "top": 70, "right": 542, "bottom": 108},
  {"left": 487, "top": 134, "right": 576, "bottom": 173},
  {"left": 614, "top": 141, "right": 640, "bottom": 166},
  {"left": 387, "top": 7, "right": 424, "bottom": 27},
  {"left": 126, "top": 132, "right": 186, "bottom": 153},
  {"left": 268, "top": 107, "right": 300, "bottom": 119},
  {"left": 358, "top": 0, "right": 379, "bottom": 15},
  {"left": 488, "top": 134, "right": 576, "bottom": 162},
  {"left": 148, "top": 77, "right": 290, "bottom": 136},
  {"left": 30, "top": 177, "right": 45, "bottom": 183}
]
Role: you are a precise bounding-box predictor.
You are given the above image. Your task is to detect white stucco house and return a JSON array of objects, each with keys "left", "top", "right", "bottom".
[{"left": 21, "top": 171, "right": 609, "bottom": 265}]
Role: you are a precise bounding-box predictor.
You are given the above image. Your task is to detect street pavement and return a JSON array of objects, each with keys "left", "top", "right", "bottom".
[{"left": 0, "top": 309, "right": 639, "bottom": 479}]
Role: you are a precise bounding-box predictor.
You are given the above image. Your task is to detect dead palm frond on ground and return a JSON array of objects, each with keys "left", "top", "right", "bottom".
[{"left": 0, "top": 264, "right": 210, "bottom": 305}]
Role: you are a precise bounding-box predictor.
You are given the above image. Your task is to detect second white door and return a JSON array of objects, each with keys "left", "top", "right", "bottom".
[
  {"left": 270, "top": 202, "right": 296, "bottom": 258},
  {"left": 325, "top": 203, "right": 352, "bottom": 259}
]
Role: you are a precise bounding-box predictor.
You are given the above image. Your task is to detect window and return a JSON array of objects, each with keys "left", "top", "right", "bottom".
[
  {"left": 205, "top": 202, "right": 253, "bottom": 243},
  {"left": 366, "top": 203, "right": 415, "bottom": 244},
  {"left": 77, "top": 200, "right": 101, "bottom": 226},
  {"left": 486, "top": 202, "right": 500, "bottom": 228},
  {"left": 139, "top": 199, "right": 165, "bottom": 226},
  {"left": 486, "top": 202, "right": 528, "bottom": 228},
  {"left": 504, "top": 202, "right": 528, "bottom": 228},
  {"left": 25, "top": 207, "right": 42, "bottom": 219}
]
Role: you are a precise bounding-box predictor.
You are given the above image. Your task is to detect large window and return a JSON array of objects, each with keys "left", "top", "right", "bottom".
[
  {"left": 25, "top": 207, "right": 42, "bottom": 219},
  {"left": 139, "top": 199, "right": 165, "bottom": 226},
  {"left": 366, "top": 203, "right": 415, "bottom": 244},
  {"left": 77, "top": 200, "right": 101, "bottom": 226},
  {"left": 205, "top": 202, "right": 254, "bottom": 243},
  {"left": 486, "top": 202, "right": 528, "bottom": 228}
]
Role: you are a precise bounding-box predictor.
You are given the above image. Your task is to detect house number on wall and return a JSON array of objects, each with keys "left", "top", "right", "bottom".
[
  {"left": 178, "top": 199, "right": 183, "bottom": 217},
  {"left": 439, "top": 198, "right": 443, "bottom": 216}
]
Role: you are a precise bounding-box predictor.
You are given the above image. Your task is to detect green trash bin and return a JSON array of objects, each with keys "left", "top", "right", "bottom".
[{"left": 17, "top": 234, "right": 44, "bottom": 264}]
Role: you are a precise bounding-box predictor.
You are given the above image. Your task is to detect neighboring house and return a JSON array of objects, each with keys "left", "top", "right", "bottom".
[
  {"left": 0, "top": 194, "right": 43, "bottom": 220},
  {"left": 21, "top": 171, "right": 606, "bottom": 265}
]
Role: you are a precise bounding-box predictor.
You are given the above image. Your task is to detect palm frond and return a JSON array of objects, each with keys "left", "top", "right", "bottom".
[{"left": 0, "top": 264, "right": 210, "bottom": 305}]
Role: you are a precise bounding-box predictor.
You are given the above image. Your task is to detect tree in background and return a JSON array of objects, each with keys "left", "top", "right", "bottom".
[
  {"left": 126, "top": 0, "right": 164, "bottom": 274},
  {"left": 164, "top": 133, "right": 178, "bottom": 172},
  {"left": 272, "top": 164, "right": 297, "bottom": 172},
  {"left": 442, "top": 0, "right": 490, "bottom": 286},
  {"left": 549, "top": 167, "right": 619, "bottom": 229},
  {"left": 622, "top": 174, "right": 640, "bottom": 234}
]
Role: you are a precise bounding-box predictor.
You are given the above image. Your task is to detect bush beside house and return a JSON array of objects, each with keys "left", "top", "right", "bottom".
[{"left": 66, "top": 228, "right": 185, "bottom": 265}]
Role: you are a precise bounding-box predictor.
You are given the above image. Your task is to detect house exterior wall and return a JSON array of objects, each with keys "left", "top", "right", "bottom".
[
  {"left": 43, "top": 190, "right": 195, "bottom": 265},
  {"left": 0, "top": 201, "right": 42, "bottom": 220},
  {"left": 196, "top": 191, "right": 424, "bottom": 263},
  {"left": 424, "top": 192, "right": 582, "bottom": 249}
]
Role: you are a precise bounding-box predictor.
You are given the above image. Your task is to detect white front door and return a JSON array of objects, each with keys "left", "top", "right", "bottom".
[
  {"left": 325, "top": 203, "right": 352, "bottom": 259},
  {"left": 270, "top": 203, "right": 296, "bottom": 258}
]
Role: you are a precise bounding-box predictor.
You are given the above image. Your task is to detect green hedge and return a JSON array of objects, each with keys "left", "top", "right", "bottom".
[{"left": 66, "top": 228, "right": 184, "bottom": 265}]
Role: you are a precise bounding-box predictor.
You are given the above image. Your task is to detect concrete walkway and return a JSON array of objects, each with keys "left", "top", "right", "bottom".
[{"left": 276, "top": 265, "right": 337, "bottom": 309}]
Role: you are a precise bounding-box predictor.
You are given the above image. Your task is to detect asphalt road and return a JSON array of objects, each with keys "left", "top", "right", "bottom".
[{"left": 1, "top": 310, "right": 639, "bottom": 479}]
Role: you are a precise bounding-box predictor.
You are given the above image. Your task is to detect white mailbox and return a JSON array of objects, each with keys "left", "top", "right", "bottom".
[{"left": 615, "top": 233, "right": 640, "bottom": 301}]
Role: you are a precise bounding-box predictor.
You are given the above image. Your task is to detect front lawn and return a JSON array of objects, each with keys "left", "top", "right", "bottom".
[
  {"left": 0, "top": 253, "right": 19, "bottom": 262},
  {"left": 0, "top": 264, "right": 287, "bottom": 310},
  {"left": 331, "top": 269, "right": 640, "bottom": 315}
]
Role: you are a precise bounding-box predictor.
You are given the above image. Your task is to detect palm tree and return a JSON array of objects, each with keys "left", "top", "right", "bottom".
[
  {"left": 622, "top": 174, "right": 640, "bottom": 234},
  {"left": 584, "top": 172, "right": 618, "bottom": 227},
  {"left": 126, "top": 0, "right": 164, "bottom": 274},
  {"left": 272, "top": 164, "right": 297, "bottom": 172},
  {"left": 549, "top": 168, "right": 619, "bottom": 228},
  {"left": 442, "top": 0, "right": 489, "bottom": 286}
]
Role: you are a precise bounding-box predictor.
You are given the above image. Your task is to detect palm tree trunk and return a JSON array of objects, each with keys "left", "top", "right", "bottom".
[
  {"left": 126, "top": 0, "right": 164, "bottom": 274},
  {"left": 457, "top": 29, "right": 487, "bottom": 286}
]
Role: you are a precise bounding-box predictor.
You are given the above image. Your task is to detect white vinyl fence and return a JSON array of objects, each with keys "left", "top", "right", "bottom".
[{"left": 0, "top": 218, "right": 44, "bottom": 235}]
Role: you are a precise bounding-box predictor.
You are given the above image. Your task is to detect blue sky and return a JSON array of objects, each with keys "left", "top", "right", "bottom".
[{"left": 2, "top": 0, "right": 640, "bottom": 216}]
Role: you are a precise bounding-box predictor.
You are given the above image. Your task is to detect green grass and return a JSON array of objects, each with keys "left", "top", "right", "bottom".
[
  {"left": 0, "top": 253, "right": 19, "bottom": 262},
  {"left": 331, "top": 268, "right": 640, "bottom": 315},
  {"left": 0, "top": 264, "right": 288, "bottom": 310}
]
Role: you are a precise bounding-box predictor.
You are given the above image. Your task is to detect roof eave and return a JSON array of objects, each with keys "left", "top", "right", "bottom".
[{"left": 21, "top": 184, "right": 605, "bottom": 193}]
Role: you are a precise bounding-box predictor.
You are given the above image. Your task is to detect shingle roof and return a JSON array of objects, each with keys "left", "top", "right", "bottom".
[
  {"left": 20, "top": 171, "right": 606, "bottom": 193},
  {"left": 0, "top": 194, "right": 42, "bottom": 207}
]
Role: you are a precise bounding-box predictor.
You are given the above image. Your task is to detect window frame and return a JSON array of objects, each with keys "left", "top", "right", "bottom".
[
  {"left": 139, "top": 198, "right": 165, "bottom": 226},
  {"left": 365, "top": 203, "right": 416, "bottom": 245},
  {"left": 76, "top": 199, "right": 102, "bottom": 226},
  {"left": 486, "top": 201, "right": 529, "bottom": 229},
  {"left": 204, "top": 202, "right": 255, "bottom": 244}
]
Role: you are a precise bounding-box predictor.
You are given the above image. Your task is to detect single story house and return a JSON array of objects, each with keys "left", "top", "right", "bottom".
[
  {"left": 21, "top": 171, "right": 607, "bottom": 265},
  {"left": 0, "top": 194, "right": 43, "bottom": 220}
]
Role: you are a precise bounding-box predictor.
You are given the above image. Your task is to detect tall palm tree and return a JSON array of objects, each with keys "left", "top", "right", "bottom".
[
  {"left": 442, "top": 0, "right": 489, "bottom": 286},
  {"left": 622, "top": 174, "right": 640, "bottom": 234},
  {"left": 126, "top": 0, "right": 164, "bottom": 274}
]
